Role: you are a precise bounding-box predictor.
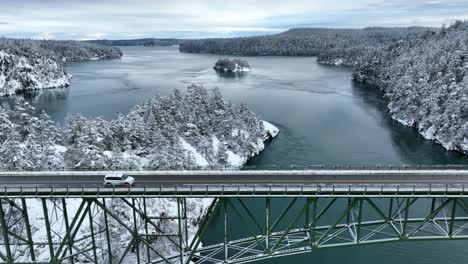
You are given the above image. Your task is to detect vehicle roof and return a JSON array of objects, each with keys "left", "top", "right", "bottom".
[{"left": 104, "top": 173, "right": 124, "bottom": 178}]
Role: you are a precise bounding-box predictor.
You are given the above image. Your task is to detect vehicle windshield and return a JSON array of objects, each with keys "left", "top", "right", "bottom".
[{"left": 122, "top": 175, "right": 128, "bottom": 179}]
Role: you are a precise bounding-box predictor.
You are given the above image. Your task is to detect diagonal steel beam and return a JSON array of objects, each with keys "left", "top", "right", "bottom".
[
  {"left": 365, "top": 198, "right": 401, "bottom": 236},
  {"left": 61, "top": 198, "right": 74, "bottom": 264},
  {"left": 227, "top": 199, "right": 267, "bottom": 252},
  {"left": 52, "top": 200, "right": 88, "bottom": 263},
  {"left": 449, "top": 199, "right": 458, "bottom": 237},
  {"left": 236, "top": 198, "right": 264, "bottom": 233},
  {"left": 316, "top": 199, "right": 358, "bottom": 245},
  {"left": 316, "top": 197, "right": 338, "bottom": 222},
  {"left": 20, "top": 198, "right": 35, "bottom": 262},
  {"left": 0, "top": 199, "right": 13, "bottom": 263},
  {"left": 407, "top": 198, "right": 453, "bottom": 237},
  {"left": 87, "top": 201, "right": 98, "bottom": 264},
  {"left": 185, "top": 198, "right": 221, "bottom": 264},
  {"left": 131, "top": 198, "right": 141, "bottom": 264},
  {"left": 117, "top": 238, "right": 136, "bottom": 264},
  {"left": 119, "top": 198, "right": 181, "bottom": 249},
  {"left": 270, "top": 198, "right": 298, "bottom": 232},
  {"left": 188, "top": 198, "right": 218, "bottom": 250},
  {"left": 92, "top": 198, "right": 173, "bottom": 264},
  {"left": 41, "top": 198, "right": 55, "bottom": 260},
  {"left": 270, "top": 198, "right": 311, "bottom": 252},
  {"left": 142, "top": 197, "right": 150, "bottom": 263}
]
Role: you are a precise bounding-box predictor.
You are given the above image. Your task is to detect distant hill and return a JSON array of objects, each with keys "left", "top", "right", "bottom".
[
  {"left": 179, "top": 27, "right": 436, "bottom": 65},
  {"left": 86, "top": 38, "right": 183, "bottom": 47}
]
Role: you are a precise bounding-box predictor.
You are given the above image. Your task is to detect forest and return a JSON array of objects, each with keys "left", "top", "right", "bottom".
[
  {"left": 87, "top": 38, "right": 183, "bottom": 47},
  {"left": 353, "top": 21, "right": 468, "bottom": 154},
  {"left": 0, "top": 38, "right": 122, "bottom": 96},
  {"left": 0, "top": 85, "right": 277, "bottom": 170},
  {"left": 179, "top": 27, "right": 434, "bottom": 65}
]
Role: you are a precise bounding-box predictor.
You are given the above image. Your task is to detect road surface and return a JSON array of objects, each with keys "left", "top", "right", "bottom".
[{"left": 0, "top": 170, "right": 468, "bottom": 187}]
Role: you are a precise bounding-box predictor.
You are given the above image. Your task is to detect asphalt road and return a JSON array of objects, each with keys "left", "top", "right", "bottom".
[{"left": 1, "top": 170, "right": 468, "bottom": 187}]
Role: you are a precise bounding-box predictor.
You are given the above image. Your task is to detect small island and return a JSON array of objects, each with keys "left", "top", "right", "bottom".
[{"left": 214, "top": 58, "right": 251, "bottom": 73}]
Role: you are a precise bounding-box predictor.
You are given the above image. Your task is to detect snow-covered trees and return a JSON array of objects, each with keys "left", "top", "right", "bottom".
[
  {"left": 180, "top": 27, "right": 433, "bottom": 66},
  {"left": 352, "top": 21, "right": 468, "bottom": 154},
  {"left": 0, "top": 38, "right": 122, "bottom": 97},
  {"left": 87, "top": 38, "right": 182, "bottom": 47},
  {"left": 0, "top": 99, "right": 64, "bottom": 170},
  {"left": 36, "top": 40, "right": 122, "bottom": 62},
  {"left": 214, "top": 58, "right": 251, "bottom": 72},
  {"left": 0, "top": 85, "right": 278, "bottom": 170}
]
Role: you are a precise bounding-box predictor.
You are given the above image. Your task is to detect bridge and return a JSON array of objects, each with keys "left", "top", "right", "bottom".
[{"left": 0, "top": 169, "right": 468, "bottom": 263}]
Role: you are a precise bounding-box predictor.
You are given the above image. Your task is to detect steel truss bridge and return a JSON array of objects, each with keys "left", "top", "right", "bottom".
[{"left": 1, "top": 170, "right": 468, "bottom": 263}]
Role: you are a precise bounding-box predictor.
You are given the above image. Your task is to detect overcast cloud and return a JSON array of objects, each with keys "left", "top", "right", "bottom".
[{"left": 0, "top": 0, "right": 467, "bottom": 40}]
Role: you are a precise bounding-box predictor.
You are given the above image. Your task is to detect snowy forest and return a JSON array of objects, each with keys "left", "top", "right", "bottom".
[
  {"left": 0, "top": 38, "right": 122, "bottom": 96},
  {"left": 180, "top": 27, "right": 434, "bottom": 65},
  {"left": 353, "top": 21, "right": 468, "bottom": 154},
  {"left": 87, "top": 38, "right": 182, "bottom": 47},
  {"left": 0, "top": 84, "right": 278, "bottom": 170}
]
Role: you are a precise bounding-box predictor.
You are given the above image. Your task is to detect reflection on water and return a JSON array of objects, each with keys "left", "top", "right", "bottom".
[
  {"left": 215, "top": 70, "right": 250, "bottom": 79},
  {"left": 0, "top": 88, "right": 70, "bottom": 117},
  {"left": 349, "top": 82, "right": 468, "bottom": 165}
]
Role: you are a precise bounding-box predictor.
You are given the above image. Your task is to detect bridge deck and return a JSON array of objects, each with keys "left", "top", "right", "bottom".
[
  {"left": 2, "top": 170, "right": 468, "bottom": 263},
  {"left": 1, "top": 169, "right": 468, "bottom": 197}
]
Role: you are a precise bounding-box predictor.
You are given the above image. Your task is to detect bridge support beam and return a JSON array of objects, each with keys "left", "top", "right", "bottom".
[{"left": 0, "top": 194, "right": 467, "bottom": 264}]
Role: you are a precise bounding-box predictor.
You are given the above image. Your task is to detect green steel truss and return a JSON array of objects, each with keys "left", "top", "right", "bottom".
[{"left": 1, "top": 196, "right": 468, "bottom": 263}]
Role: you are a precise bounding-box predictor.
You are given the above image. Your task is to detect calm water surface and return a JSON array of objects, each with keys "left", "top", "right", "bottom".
[{"left": 2, "top": 46, "right": 468, "bottom": 263}]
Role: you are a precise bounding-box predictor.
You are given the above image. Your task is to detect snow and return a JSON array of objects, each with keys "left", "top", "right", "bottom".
[
  {"left": 0, "top": 74, "right": 5, "bottom": 89},
  {"left": 462, "top": 139, "right": 468, "bottom": 151},
  {"left": 334, "top": 58, "right": 344, "bottom": 65},
  {"left": 179, "top": 137, "right": 209, "bottom": 166},
  {"left": 394, "top": 117, "right": 414, "bottom": 126},
  {"left": 226, "top": 150, "right": 245, "bottom": 166},
  {"left": 212, "top": 136, "right": 221, "bottom": 156},
  {"left": 420, "top": 125, "right": 437, "bottom": 140},
  {"left": 262, "top": 121, "right": 279, "bottom": 138},
  {"left": 233, "top": 63, "right": 251, "bottom": 72}
]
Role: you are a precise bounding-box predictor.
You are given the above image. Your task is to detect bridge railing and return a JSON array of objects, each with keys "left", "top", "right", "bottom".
[
  {"left": 1, "top": 184, "right": 467, "bottom": 198},
  {"left": 3, "top": 164, "right": 468, "bottom": 171}
]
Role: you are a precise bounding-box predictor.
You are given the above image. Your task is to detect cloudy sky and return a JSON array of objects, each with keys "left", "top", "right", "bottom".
[{"left": 1, "top": 0, "right": 467, "bottom": 40}]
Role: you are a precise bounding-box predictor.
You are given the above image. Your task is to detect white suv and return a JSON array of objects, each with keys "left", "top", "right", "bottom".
[{"left": 103, "top": 173, "right": 135, "bottom": 187}]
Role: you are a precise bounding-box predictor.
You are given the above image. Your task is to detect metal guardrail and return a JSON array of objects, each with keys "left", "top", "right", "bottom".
[
  {"left": 1, "top": 184, "right": 467, "bottom": 198},
  {"left": 3, "top": 168, "right": 468, "bottom": 177},
  {"left": 3, "top": 164, "right": 468, "bottom": 171}
]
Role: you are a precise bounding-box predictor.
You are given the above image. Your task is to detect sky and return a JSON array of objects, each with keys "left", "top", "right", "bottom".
[{"left": 1, "top": 0, "right": 468, "bottom": 40}]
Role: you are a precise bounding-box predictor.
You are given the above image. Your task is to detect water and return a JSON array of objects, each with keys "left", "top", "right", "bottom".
[{"left": 2, "top": 46, "right": 468, "bottom": 263}]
